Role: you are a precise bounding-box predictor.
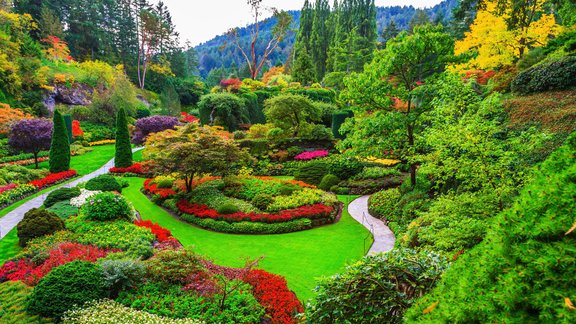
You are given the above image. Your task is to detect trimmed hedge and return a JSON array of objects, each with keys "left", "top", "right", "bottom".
[
  {"left": 49, "top": 110, "right": 71, "bottom": 173},
  {"left": 17, "top": 208, "right": 65, "bottom": 247},
  {"left": 114, "top": 107, "right": 133, "bottom": 168},
  {"left": 331, "top": 110, "right": 354, "bottom": 139},
  {"left": 511, "top": 56, "right": 576, "bottom": 94},
  {"left": 44, "top": 187, "right": 81, "bottom": 208},
  {"left": 181, "top": 214, "right": 313, "bottom": 234},
  {"left": 85, "top": 174, "right": 122, "bottom": 193},
  {"left": 294, "top": 160, "right": 329, "bottom": 186}
]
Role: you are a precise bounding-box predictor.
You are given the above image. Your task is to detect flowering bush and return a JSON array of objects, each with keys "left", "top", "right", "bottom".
[
  {"left": 134, "top": 220, "right": 173, "bottom": 243},
  {"left": 70, "top": 188, "right": 102, "bottom": 207},
  {"left": 0, "top": 184, "right": 36, "bottom": 207},
  {"left": 0, "top": 242, "right": 113, "bottom": 286},
  {"left": 177, "top": 200, "right": 334, "bottom": 224},
  {"left": 143, "top": 178, "right": 176, "bottom": 199},
  {"left": 88, "top": 140, "right": 115, "bottom": 146},
  {"left": 82, "top": 192, "right": 133, "bottom": 221},
  {"left": 109, "top": 163, "right": 144, "bottom": 174},
  {"left": 181, "top": 112, "right": 199, "bottom": 123},
  {"left": 294, "top": 150, "right": 329, "bottom": 161},
  {"left": 30, "top": 170, "right": 77, "bottom": 189},
  {"left": 245, "top": 270, "right": 304, "bottom": 324}
]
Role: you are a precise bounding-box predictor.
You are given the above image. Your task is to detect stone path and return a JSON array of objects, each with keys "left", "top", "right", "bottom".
[
  {"left": 348, "top": 195, "right": 396, "bottom": 255},
  {"left": 0, "top": 147, "right": 143, "bottom": 239}
]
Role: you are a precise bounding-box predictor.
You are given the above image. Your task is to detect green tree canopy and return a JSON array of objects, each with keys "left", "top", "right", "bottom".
[{"left": 264, "top": 94, "right": 321, "bottom": 137}]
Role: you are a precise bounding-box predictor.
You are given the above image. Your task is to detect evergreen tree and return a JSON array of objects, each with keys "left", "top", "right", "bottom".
[
  {"left": 382, "top": 19, "right": 400, "bottom": 46},
  {"left": 49, "top": 110, "right": 71, "bottom": 173},
  {"left": 114, "top": 107, "right": 133, "bottom": 168},
  {"left": 292, "top": 43, "right": 316, "bottom": 85},
  {"left": 409, "top": 9, "right": 431, "bottom": 32},
  {"left": 310, "top": 0, "right": 331, "bottom": 80}
]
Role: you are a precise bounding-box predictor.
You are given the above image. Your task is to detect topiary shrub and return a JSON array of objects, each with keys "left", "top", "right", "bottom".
[
  {"left": 82, "top": 192, "right": 133, "bottom": 221},
  {"left": 17, "top": 208, "right": 65, "bottom": 247},
  {"left": 294, "top": 160, "right": 329, "bottom": 186},
  {"left": 307, "top": 249, "right": 448, "bottom": 324},
  {"left": 511, "top": 56, "right": 576, "bottom": 94},
  {"left": 318, "top": 174, "right": 341, "bottom": 192},
  {"left": 85, "top": 174, "right": 122, "bottom": 193},
  {"left": 44, "top": 187, "right": 81, "bottom": 208},
  {"left": 251, "top": 193, "right": 274, "bottom": 211},
  {"left": 114, "top": 107, "right": 133, "bottom": 168},
  {"left": 217, "top": 203, "right": 240, "bottom": 215},
  {"left": 49, "top": 110, "right": 71, "bottom": 173},
  {"left": 26, "top": 260, "right": 106, "bottom": 319}
]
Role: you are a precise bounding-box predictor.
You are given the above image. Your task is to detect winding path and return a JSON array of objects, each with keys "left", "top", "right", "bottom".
[
  {"left": 0, "top": 148, "right": 143, "bottom": 239},
  {"left": 348, "top": 195, "right": 396, "bottom": 254}
]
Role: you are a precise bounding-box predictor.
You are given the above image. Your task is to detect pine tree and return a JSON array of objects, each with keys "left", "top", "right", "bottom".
[
  {"left": 292, "top": 43, "right": 316, "bottom": 85},
  {"left": 310, "top": 0, "right": 331, "bottom": 80},
  {"left": 115, "top": 107, "right": 133, "bottom": 168},
  {"left": 382, "top": 19, "right": 400, "bottom": 46},
  {"left": 49, "top": 110, "right": 71, "bottom": 173}
]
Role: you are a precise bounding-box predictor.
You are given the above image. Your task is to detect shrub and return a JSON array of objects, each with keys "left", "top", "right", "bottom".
[
  {"left": 294, "top": 160, "right": 328, "bottom": 185},
  {"left": 17, "top": 208, "right": 65, "bottom": 247},
  {"left": 144, "top": 248, "right": 205, "bottom": 285},
  {"left": 368, "top": 188, "right": 401, "bottom": 220},
  {"left": 181, "top": 216, "right": 313, "bottom": 234},
  {"left": 198, "top": 93, "right": 249, "bottom": 131},
  {"left": 26, "top": 260, "right": 106, "bottom": 319},
  {"left": 0, "top": 184, "right": 37, "bottom": 207},
  {"left": 44, "top": 187, "right": 81, "bottom": 208},
  {"left": 81, "top": 192, "right": 133, "bottom": 221},
  {"left": 251, "top": 193, "right": 274, "bottom": 211},
  {"left": 318, "top": 174, "right": 340, "bottom": 191},
  {"left": 114, "top": 107, "right": 133, "bottom": 168},
  {"left": 307, "top": 249, "right": 448, "bottom": 324},
  {"left": 233, "top": 130, "right": 247, "bottom": 140},
  {"left": 511, "top": 56, "right": 576, "bottom": 94},
  {"left": 47, "top": 201, "right": 79, "bottom": 219},
  {"left": 352, "top": 167, "right": 401, "bottom": 180},
  {"left": 278, "top": 183, "right": 302, "bottom": 196},
  {"left": 294, "top": 150, "right": 329, "bottom": 161},
  {"left": 326, "top": 155, "right": 363, "bottom": 179},
  {"left": 100, "top": 259, "right": 145, "bottom": 298},
  {"left": 49, "top": 110, "right": 71, "bottom": 173},
  {"left": 85, "top": 174, "right": 122, "bottom": 193},
  {"left": 132, "top": 116, "right": 180, "bottom": 145},
  {"left": 29, "top": 170, "right": 77, "bottom": 189},
  {"left": 217, "top": 203, "right": 240, "bottom": 215}
]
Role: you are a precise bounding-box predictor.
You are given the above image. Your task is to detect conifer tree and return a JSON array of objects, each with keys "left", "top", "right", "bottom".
[
  {"left": 115, "top": 107, "right": 133, "bottom": 168},
  {"left": 49, "top": 110, "right": 71, "bottom": 173},
  {"left": 292, "top": 43, "right": 316, "bottom": 85}
]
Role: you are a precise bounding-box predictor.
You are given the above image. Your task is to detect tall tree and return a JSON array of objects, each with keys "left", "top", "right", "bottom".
[
  {"left": 49, "top": 110, "right": 71, "bottom": 173},
  {"left": 341, "top": 25, "right": 456, "bottom": 187},
  {"left": 114, "top": 107, "right": 133, "bottom": 168},
  {"left": 292, "top": 42, "right": 316, "bottom": 85},
  {"left": 226, "top": 0, "right": 293, "bottom": 80},
  {"left": 8, "top": 119, "right": 52, "bottom": 169},
  {"left": 381, "top": 19, "right": 400, "bottom": 46},
  {"left": 310, "top": 0, "right": 331, "bottom": 80}
]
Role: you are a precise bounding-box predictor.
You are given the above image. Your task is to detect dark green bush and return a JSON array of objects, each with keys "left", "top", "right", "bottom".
[
  {"left": 114, "top": 107, "right": 133, "bottom": 168},
  {"left": 43, "top": 187, "right": 81, "bottom": 208},
  {"left": 181, "top": 214, "right": 313, "bottom": 234},
  {"left": 251, "top": 193, "right": 274, "bottom": 211},
  {"left": 331, "top": 110, "right": 354, "bottom": 139},
  {"left": 278, "top": 183, "right": 302, "bottom": 196},
  {"left": 307, "top": 249, "right": 448, "bottom": 324},
  {"left": 198, "top": 93, "right": 249, "bottom": 131},
  {"left": 144, "top": 248, "right": 204, "bottom": 285},
  {"left": 49, "top": 110, "right": 71, "bottom": 173},
  {"left": 511, "top": 56, "right": 576, "bottom": 94},
  {"left": 217, "top": 203, "right": 240, "bottom": 215},
  {"left": 81, "top": 192, "right": 133, "bottom": 221},
  {"left": 368, "top": 188, "right": 401, "bottom": 220},
  {"left": 26, "top": 260, "right": 106, "bottom": 319},
  {"left": 326, "top": 155, "right": 363, "bottom": 179},
  {"left": 136, "top": 107, "right": 151, "bottom": 119},
  {"left": 47, "top": 201, "right": 79, "bottom": 219},
  {"left": 318, "top": 174, "right": 340, "bottom": 191},
  {"left": 17, "top": 208, "right": 65, "bottom": 247},
  {"left": 85, "top": 174, "right": 122, "bottom": 193},
  {"left": 294, "top": 160, "right": 329, "bottom": 186}
]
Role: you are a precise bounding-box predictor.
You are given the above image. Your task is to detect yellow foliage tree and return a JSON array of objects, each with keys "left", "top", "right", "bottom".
[
  {"left": 0, "top": 103, "right": 32, "bottom": 135},
  {"left": 455, "top": 1, "right": 563, "bottom": 70}
]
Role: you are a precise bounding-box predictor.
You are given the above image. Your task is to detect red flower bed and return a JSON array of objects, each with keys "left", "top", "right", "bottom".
[
  {"left": 0, "top": 184, "right": 18, "bottom": 194},
  {"left": 177, "top": 200, "right": 334, "bottom": 224},
  {"left": 143, "top": 179, "right": 176, "bottom": 199},
  {"left": 0, "top": 242, "right": 114, "bottom": 286},
  {"left": 245, "top": 270, "right": 304, "bottom": 324},
  {"left": 181, "top": 112, "right": 199, "bottom": 123},
  {"left": 0, "top": 156, "right": 50, "bottom": 168},
  {"left": 109, "top": 163, "right": 144, "bottom": 174},
  {"left": 29, "top": 170, "right": 77, "bottom": 189},
  {"left": 134, "top": 220, "right": 173, "bottom": 242}
]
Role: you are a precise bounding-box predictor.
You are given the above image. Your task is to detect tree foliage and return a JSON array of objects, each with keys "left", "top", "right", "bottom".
[
  {"left": 114, "top": 107, "right": 132, "bottom": 168},
  {"left": 49, "top": 110, "right": 70, "bottom": 173},
  {"left": 264, "top": 94, "right": 321, "bottom": 137},
  {"left": 8, "top": 118, "right": 52, "bottom": 168}
]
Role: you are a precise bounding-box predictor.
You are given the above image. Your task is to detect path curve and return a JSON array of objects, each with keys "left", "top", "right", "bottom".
[
  {"left": 348, "top": 195, "right": 396, "bottom": 255},
  {"left": 0, "top": 147, "right": 143, "bottom": 239}
]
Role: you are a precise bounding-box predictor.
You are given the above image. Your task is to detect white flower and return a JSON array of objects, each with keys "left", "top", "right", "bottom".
[{"left": 70, "top": 188, "right": 102, "bottom": 207}]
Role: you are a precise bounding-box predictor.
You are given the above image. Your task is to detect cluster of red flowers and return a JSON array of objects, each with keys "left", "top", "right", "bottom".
[
  {"left": 109, "top": 163, "right": 144, "bottom": 174},
  {"left": 29, "top": 170, "right": 77, "bottom": 189},
  {"left": 0, "top": 242, "right": 114, "bottom": 286},
  {"left": 177, "top": 200, "right": 333, "bottom": 224},
  {"left": 220, "top": 78, "right": 242, "bottom": 91},
  {"left": 181, "top": 112, "right": 199, "bottom": 123},
  {"left": 134, "top": 220, "right": 173, "bottom": 242},
  {"left": 72, "top": 120, "right": 84, "bottom": 137},
  {"left": 245, "top": 270, "right": 304, "bottom": 324},
  {"left": 0, "top": 184, "right": 17, "bottom": 194},
  {"left": 143, "top": 179, "right": 177, "bottom": 199}
]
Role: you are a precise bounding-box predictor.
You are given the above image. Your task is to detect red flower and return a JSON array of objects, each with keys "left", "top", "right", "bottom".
[
  {"left": 29, "top": 170, "right": 77, "bottom": 189},
  {"left": 109, "top": 163, "right": 144, "bottom": 174},
  {"left": 72, "top": 120, "right": 84, "bottom": 137},
  {"left": 181, "top": 112, "right": 199, "bottom": 123},
  {"left": 134, "top": 220, "right": 174, "bottom": 243}
]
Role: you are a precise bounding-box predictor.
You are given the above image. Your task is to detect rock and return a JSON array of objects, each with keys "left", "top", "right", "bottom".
[{"left": 43, "top": 83, "right": 94, "bottom": 112}]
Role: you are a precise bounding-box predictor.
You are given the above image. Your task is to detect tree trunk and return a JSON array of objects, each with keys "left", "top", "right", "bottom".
[{"left": 34, "top": 151, "right": 39, "bottom": 169}]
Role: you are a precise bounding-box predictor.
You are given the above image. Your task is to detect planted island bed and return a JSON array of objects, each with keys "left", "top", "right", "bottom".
[{"left": 144, "top": 175, "right": 342, "bottom": 234}]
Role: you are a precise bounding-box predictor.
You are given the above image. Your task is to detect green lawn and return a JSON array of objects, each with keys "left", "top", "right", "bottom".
[
  {"left": 0, "top": 145, "right": 117, "bottom": 263},
  {"left": 122, "top": 177, "right": 372, "bottom": 302}
]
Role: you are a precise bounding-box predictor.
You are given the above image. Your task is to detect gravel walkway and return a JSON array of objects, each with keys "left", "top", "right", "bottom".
[
  {"left": 0, "top": 147, "right": 143, "bottom": 239},
  {"left": 348, "top": 195, "right": 396, "bottom": 255}
]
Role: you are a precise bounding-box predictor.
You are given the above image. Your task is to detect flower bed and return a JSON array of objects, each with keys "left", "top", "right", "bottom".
[
  {"left": 143, "top": 179, "right": 177, "bottom": 199},
  {"left": 294, "top": 150, "right": 329, "bottom": 161},
  {"left": 109, "top": 163, "right": 145, "bottom": 175},
  {"left": 0, "top": 156, "right": 50, "bottom": 168},
  {"left": 30, "top": 170, "right": 77, "bottom": 189},
  {"left": 88, "top": 139, "right": 115, "bottom": 146},
  {"left": 0, "top": 170, "right": 77, "bottom": 208}
]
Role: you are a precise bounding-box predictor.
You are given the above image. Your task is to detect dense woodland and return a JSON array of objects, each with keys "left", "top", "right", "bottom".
[{"left": 0, "top": 0, "right": 575, "bottom": 322}]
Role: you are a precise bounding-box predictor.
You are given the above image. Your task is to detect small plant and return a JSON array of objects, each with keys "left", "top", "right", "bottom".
[
  {"left": 318, "top": 174, "right": 341, "bottom": 191},
  {"left": 85, "top": 174, "right": 122, "bottom": 193},
  {"left": 251, "top": 193, "right": 274, "bottom": 211},
  {"left": 44, "top": 187, "right": 81, "bottom": 208}
]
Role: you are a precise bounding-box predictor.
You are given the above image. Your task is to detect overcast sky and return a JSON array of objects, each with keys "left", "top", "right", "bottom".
[{"left": 159, "top": 1, "right": 445, "bottom": 46}]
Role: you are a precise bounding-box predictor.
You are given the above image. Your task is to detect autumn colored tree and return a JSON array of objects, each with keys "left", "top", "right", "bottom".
[
  {"left": 8, "top": 119, "right": 53, "bottom": 169},
  {"left": 226, "top": 0, "right": 292, "bottom": 80},
  {"left": 144, "top": 123, "right": 252, "bottom": 192},
  {"left": 455, "top": 1, "right": 562, "bottom": 69},
  {"left": 0, "top": 104, "right": 32, "bottom": 135},
  {"left": 262, "top": 66, "right": 285, "bottom": 84},
  {"left": 42, "top": 35, "right": 72, "bottom": 62}
]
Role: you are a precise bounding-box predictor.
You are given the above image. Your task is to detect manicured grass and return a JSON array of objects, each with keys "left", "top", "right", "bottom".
[
  {"left": 0, "top": 281, "right": 53, "bottom": 323},
  {"left": 123, "top": 177, "right": 372, "bottom": 302},
  {"left": 132, "top": 148, "right": 144, "bottom": 162},
  {"left": 0, "top": 230, "right": 20, "bottom": 264}
]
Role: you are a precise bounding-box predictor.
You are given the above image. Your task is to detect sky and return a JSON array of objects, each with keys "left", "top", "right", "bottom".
[{"left": 159, "top": 1, "right": 445, "bottom": 46}]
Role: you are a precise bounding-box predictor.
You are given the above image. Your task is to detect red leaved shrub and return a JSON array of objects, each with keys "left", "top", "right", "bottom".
[{"left": 143, "top": 179, "right": 176, "bottom": 199}]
